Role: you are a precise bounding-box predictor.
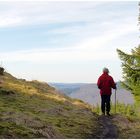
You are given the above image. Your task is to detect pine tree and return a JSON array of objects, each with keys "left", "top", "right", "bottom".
[
  {"left": 117, "top": 3, "right": 140, "bottom": 95},
  {"left": 117, "top": 47, "right": 140, "bottom": 94}
]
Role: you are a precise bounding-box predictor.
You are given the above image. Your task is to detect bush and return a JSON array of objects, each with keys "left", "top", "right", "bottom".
[{"left": 0, "top": 67, "right": 4, "bottom": 75}]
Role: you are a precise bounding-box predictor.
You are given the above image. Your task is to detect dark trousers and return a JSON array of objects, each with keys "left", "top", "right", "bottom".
[{"left": 101, "top": 95, "right": 111, "bottom": 114}]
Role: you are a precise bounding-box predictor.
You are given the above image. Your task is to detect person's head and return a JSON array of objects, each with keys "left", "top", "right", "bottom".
[{"left": 103, "top": 67, "right": 109, "bottom": 74}]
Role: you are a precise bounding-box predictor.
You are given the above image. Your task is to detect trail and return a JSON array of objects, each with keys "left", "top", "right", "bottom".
[{"left": 95, "top": 115, "right": 118, "bottom": 139}]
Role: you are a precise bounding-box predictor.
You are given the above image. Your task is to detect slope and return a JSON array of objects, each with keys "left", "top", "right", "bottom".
[{"left": 0, "top": 72, "right": 99, "bottom": 138}]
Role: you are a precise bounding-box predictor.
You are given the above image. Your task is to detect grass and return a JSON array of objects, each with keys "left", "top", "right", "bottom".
[
  {"left": 92, "top": 94, "right": 140, "bottom": 138},
  {"left": 112, "top": 113, "right": 140, "bottom": 138},
  {"left": 110, "top": 88, "right": 140, "bottom": 139},
  {"left": 1, "top": 71, "right": 140, "bottom": 138},
  {"left": 0, "top": 72, "right": 100, "bottom": 138},
  {"left": 0, "top": 121, "right": 36, "bottom": 139}
]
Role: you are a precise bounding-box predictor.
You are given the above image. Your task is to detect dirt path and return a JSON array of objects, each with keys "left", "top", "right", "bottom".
[{"left": 95, "top": 115, "right": 118, "bottom": 139}]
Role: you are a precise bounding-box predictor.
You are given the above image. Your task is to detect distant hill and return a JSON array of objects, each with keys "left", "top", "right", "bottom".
[
  {"left": 0, "top": 72, "right": 99, "bottom": 138},
  {"left": 49, "top": 83, "right": 85, "bottom": 95},
  {"left": 51, "top": 83, "right": 135, "bottom": 106}
]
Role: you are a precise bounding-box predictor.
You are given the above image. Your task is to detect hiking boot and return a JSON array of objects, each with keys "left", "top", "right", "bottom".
[
  {"left": 106, "top": 112, "right": 111, "bottom": 116},
  {"left": 102, "top": 112, "right": 105, "bottom": 115}
]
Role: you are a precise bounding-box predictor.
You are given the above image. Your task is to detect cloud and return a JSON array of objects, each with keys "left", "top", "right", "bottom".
[
  {"left": 0, "top": 15, "right": 23, "bottom": 28},
  {"left": 0, "top": 20, "right": 137, "bottom": 64},
  {"left": 0, "top": 1, "right": 138, "bottom": 64},
  {"left": 0, "top": 1, "right": 103, "bottom": 28},
  {"left": 0, "top": 48, "right": 115, "bottom": 64}
]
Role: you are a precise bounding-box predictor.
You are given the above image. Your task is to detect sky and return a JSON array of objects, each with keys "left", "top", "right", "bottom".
[{"left": 0, "top": 1, "right": 139, "bottom": 83}]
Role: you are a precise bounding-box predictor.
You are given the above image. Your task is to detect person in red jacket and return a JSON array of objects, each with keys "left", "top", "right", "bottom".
[{"left": 97, "top": 67, "right": 116, "bottom": 116}]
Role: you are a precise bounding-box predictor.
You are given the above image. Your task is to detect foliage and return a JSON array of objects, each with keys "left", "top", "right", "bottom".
[
  {"left": 111, "top": 102, "right": 137, "bottom": 117},
  {"left": 0, "top": 67, "right": 4, "bottom": 75},
  {"left": 113, "top": 6, "right": 140, "bottom": 137},
  {"left": 112, "top": 114, "right": 140, "bottom": 139},
  {"left": 117, "top": 3, "right": 140, "bottom": 96},
  {"left": 0, "top": 72, "right": 99, "bottom": 138},
  {"left": 117, "top": 47, "right": 140, "bottom": 94}
]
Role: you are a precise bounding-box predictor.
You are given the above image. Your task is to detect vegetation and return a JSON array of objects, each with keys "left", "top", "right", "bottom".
[
  {"left": 0, "top": 67, "right": 4, "bottom": 75},
  {"left": 112, "top": 114, "right": 140, "bottom": 138},
  {"left": 0, "top": 4, "right": 139, "bottom": 138},
  {"left": 117, "top": 3, "right": 140, "bottom": 97},
  {"left": 0, "top": 71, "right": 100, "bottom": 138},
  {"left": 113, "top": 3, "right": 140, "bottom": 138},
  {"left": 117, "top": 47, "right": 140, "bottom": 95},
  {"left": 0, "top": 70, "right": 140, "bottom": 138}
]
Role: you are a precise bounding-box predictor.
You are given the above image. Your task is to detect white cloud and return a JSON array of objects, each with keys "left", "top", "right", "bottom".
[
  {"left": 0, "top": 48, "right": 109, "bottom": 63},
  {"left": 0, "top": 20, "right": 137, "bottom": 64},
  {"left": 0, "top": 15, "right": 23, "bottom": 27},
  {"left": 0, "top": 1, "right": 138, "bottom": 83},
  {"left": 0, "top": 1, "right": 103, "bottom": 28},
  {"left": 0, "top": 1, "right": 138, "bottom": 64}
]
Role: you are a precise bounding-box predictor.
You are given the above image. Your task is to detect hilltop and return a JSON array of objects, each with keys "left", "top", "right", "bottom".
[
  {"left": 0, "top": 71, "right": 99, "bottom": 138},
  {"left": 0, "top": 70, "right": 140, "bottom": 138}
]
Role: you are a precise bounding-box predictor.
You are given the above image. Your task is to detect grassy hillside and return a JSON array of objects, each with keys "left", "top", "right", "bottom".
[
  {"left": 0, "top": 72, "right": 99, "bottom": 138},
  {"left": 112, "top": 114, "right": 140, "bottom": 138},
  {"left": 1, "top": 71, "right": 140, "bottom": 138}
]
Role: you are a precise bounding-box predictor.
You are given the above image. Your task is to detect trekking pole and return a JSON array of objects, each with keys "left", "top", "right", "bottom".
[{"left": 115, "top": 89, "right": 117, "bottom": 114}]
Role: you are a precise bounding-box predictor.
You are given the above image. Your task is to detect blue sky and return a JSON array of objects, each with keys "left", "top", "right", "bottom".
[{"left": 0, "top": 1, "right": 139, "bottom": 83}]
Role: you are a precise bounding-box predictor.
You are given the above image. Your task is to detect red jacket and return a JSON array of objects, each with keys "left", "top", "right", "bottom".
[{"left": 97, "top": 72, "right": 116, "bottom": 95}]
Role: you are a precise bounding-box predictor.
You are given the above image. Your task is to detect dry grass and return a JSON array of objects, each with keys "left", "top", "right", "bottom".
[{"left": 0, "top": 72, "right": 99, "bottom": 138}]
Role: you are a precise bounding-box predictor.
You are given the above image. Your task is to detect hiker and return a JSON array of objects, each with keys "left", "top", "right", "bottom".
[{"left": 97, "top": 67, "right": 116, "bottom": 116}]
